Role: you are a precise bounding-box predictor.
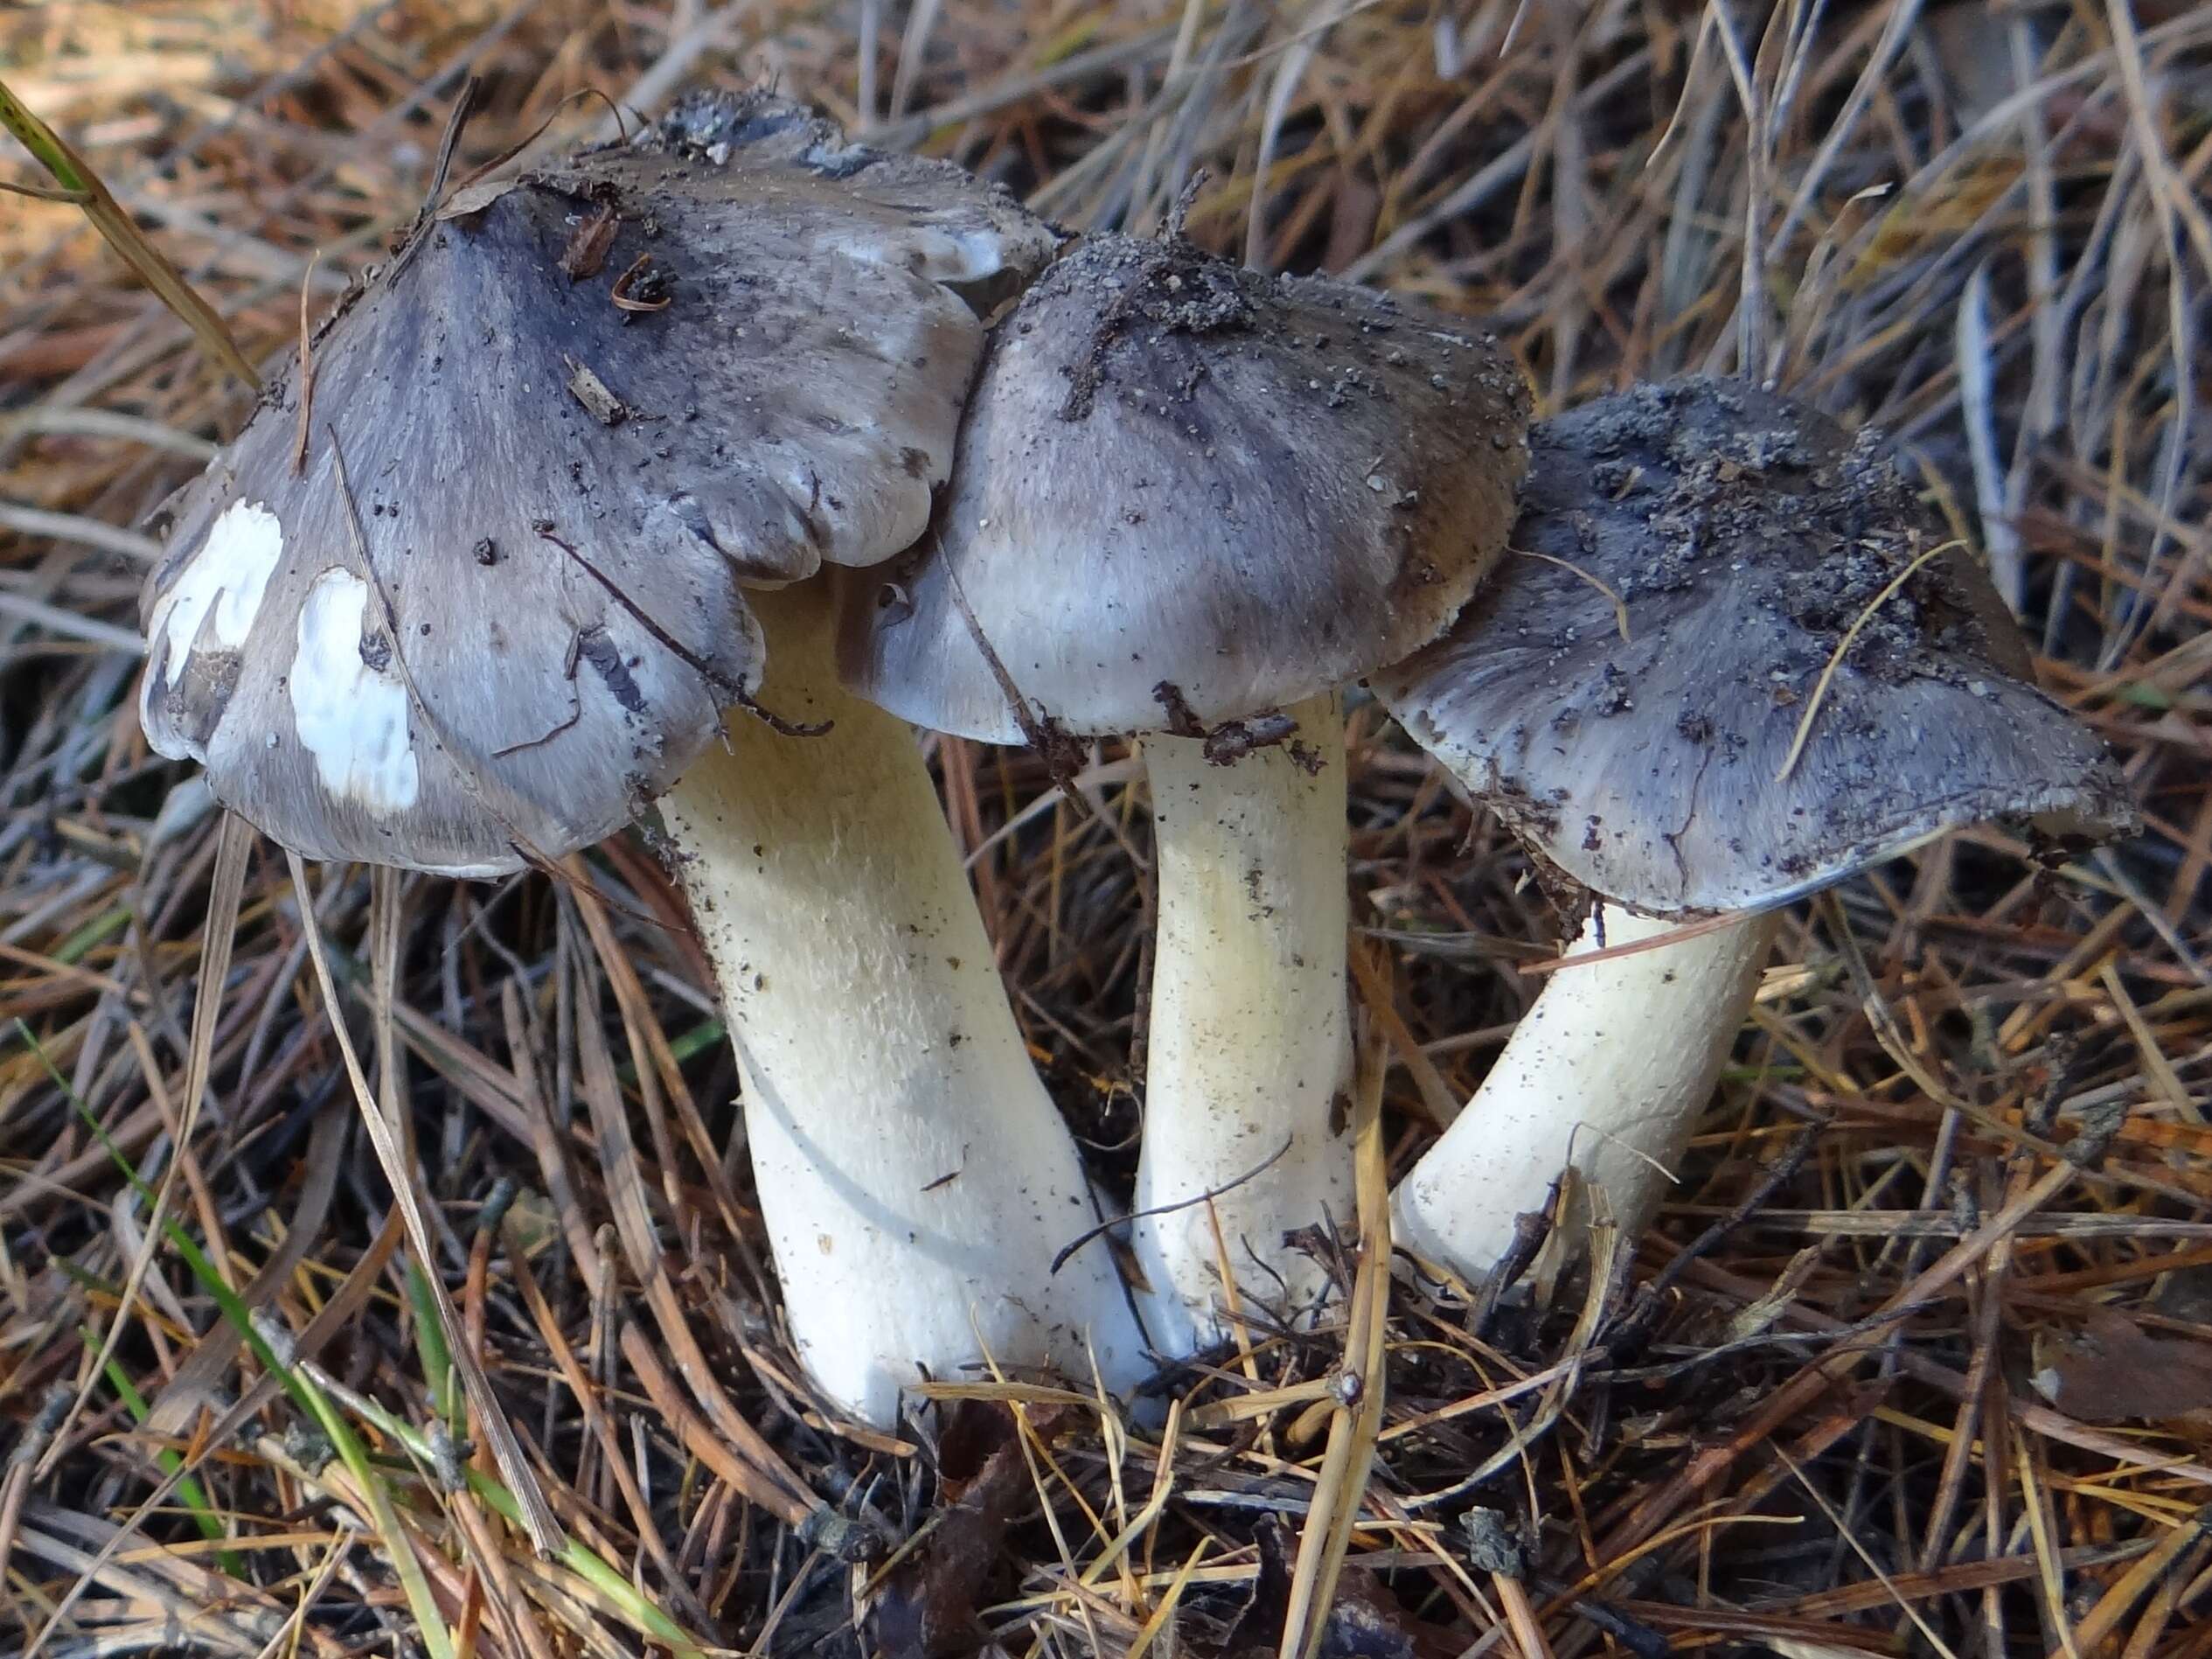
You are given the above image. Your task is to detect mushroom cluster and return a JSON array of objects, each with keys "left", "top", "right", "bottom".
[{"left": 140, "top": 91, "right": 2137, "bottom": 1428}]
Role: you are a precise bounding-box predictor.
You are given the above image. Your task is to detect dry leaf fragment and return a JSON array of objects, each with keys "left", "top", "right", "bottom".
[
  {"left": 2030, "top": 1308, "right": 2212, "bottom": 1423},
  {"left": 560, "top": 204, "right": 618, "bottom": 280}
]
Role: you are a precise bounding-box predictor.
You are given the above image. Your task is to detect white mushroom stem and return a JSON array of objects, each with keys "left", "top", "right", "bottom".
[
  {"left": 1392, "top": 908, "right": 1779, "bottom": 1284},
  {"left": 660, "top": 585, "right": 1141, "bottom": 1426},
  {"left": 1132, "top": 693, "right": 1355, "bottom": 1355}
]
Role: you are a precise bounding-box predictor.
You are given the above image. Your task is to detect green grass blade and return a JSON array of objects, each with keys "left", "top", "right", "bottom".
[
  {"left": 0, "top": 73, "right": 261, "bottom": 389},
  {"left": 21, "top": 1022, "right": 455, "bottom": 1659},
  {"left": 91, "top": 1335, "right": 246, "bottom": 1577},
  {"left": 405, "top": 1261, "right": 462, "bottom": 1432},
  {"left": 297, "top": 1376, "right": 704, "bottom": 1659}
]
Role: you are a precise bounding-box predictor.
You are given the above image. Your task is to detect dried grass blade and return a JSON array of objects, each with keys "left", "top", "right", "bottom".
[
  {"left": 1773, "top": 1441, "right": 1960, "bottom": 1659},
  {"left": 559, "top": 859, "right": 762, "bottom": 1279},
  {"left": 1775, "top": 539, "right": 1960, "bottom": 783},
  {"left": 18, "top": 1074, "right": 405, "bottom": 1659},
  {"left": 1598, "top": 1158, "right": 2078, "bottom": 1563},
  {"left": 1080, "top": 1398, "right": 1186, "bottom": 1591},
  {"left": 144, "top": 1104, "right": 346, "bottom": 1435},
  {"left": 1957, "top": 262, "right": 2025, "bottom": 612},
  {"left": 973, "top": 1340, "right": 1107, "bottom": 1655},
  {"left": 13, "top": 1510, "right": 287, "bottom": 1650},
  {"left": 566, "top": 916, "right": 820, "bottom": 1522},
  {"left": 618, "top": 1317, "right": 811, "bottom": 1528},
  {"left": 2051, "top": 1492, "right": 2205, "bottom": 1655},
  {"left": 242, "top": 1530, "right": 353, "bottom": 1659},
  {"left": 0, "top": 1387, "right": 69, "bottom": 1594},
  {"left": 2016, "top": 1438, "right": 2083, "bottom": 1659},
  {"left": 495, "top": 983, "right": 803, "bottom": 1523},
  {"left": 2097, "top": 960, "right": 2201, "bottom": 1122},
  {"left": 1512, "top": 547, "right": 1631, "bottom": 642},
  {"left": 289, "top": 850, "right": 565, "bottom": 1558},
  {"left": 34, "top": 811, "right": 250, "bottom": 1480},
  {"left": 1346, "top": 938, "right": 1458, "bottom": 1130},
  {"left": 1279, "top": 978, "right": 1390, "bottom": 1659},
  {"left": 1492, "top": 1572, "right": 1554, "bottom": 1659},
  {"left": 1125, "top": 1537, "right": 1213, "bottom": 1659},
  {"left": 502, "top": 1216, "right": 706, "bottom": 1623},
  {"left": 440, "top": 1471, "right": 561, "bottom": 1659},
  {"left": 1819, "top": 890, "right": 1958, "bottom": 1103}
]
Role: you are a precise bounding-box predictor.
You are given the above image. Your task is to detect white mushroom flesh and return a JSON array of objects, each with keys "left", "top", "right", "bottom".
[{"left": 1131, "top": 692, "right": 1355, "bottom": 1353}]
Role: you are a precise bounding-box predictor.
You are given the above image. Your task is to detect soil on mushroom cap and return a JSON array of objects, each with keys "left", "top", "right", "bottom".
[
  {"left": 1046, "top": 230, "right": 1513, "bottom": 447},
  {"left": 1381, "top": 376, "right": 2134, "bottom": 916},
  {"left": 1052, "top": 234, "right": 1258, "bottom": 421},
  {"left": 1557, "top": 378, "right": 2011, "bottom": 696}
]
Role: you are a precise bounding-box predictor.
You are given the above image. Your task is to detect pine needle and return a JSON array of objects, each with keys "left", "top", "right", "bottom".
[{"left": 1775, "top": 537, "right": 1962, "bottom": 782}]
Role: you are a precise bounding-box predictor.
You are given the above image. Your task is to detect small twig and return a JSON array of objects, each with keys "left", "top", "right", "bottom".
[
  {"left": 292, "top": 249, "right": 322, "bottom": 474},
  {"left": 443, "top": 86, "right": 630, "bottom": 205},
  {"left": 533, "top": 524, "right": 749, "bottom": 703},
  {"left": 1629, "top": 1123, "right": 1821, "bottom": 1316},
  {"left": 730, "top": 685, "right": 832, "bottom": 739},
  {"left": 385, "top": 76, "right": 483, "bottom": 282},
  {"left": 1468, "top": 1195, "right": 1556, "bottom": 1342},
  {"left": 1049, "top": 1136, "right": 1294, "bottom": 1275},
  {"left": 938, "top": 539, "right": 1089, "bottom": 800}
]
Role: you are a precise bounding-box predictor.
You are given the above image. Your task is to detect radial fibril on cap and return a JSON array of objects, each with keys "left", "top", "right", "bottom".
[
  {"left": 839, "top": 229, "right": 1533, "bottom": 742},
  {"left": 1378, "top": 376, "right": 2138, "bottom": 917},
  {"left": 139, "top": 90, "right": 1060, "bottom": 878}
]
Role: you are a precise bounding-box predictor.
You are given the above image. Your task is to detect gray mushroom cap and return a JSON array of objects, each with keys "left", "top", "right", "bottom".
[
  {"left": 139, "top": 90, "right": 1058, "bottom": 878},
  {"left": 837, "top": 231, "right": 1532, "bottom": 742},
  {"left": 1376, "top": 377, "right": 2138, "bottom": 916}
]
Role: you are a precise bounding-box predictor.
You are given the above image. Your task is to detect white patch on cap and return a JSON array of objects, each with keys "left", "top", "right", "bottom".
[
  {"left": 141, "top": 499, "right": 288, "bottom": 753},
  {"left": 150, "top": 499, "right": 287, "bottom": 665},
  {"left": 827, "top": 222, "right": 1009, "bottom": 285},
  {"left": 287, "top": 568, "right": 420, "bottom": 813}
]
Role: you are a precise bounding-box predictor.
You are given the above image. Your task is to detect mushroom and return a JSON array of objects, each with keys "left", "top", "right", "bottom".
[
  {"left": 138, "top": 90, "right": 1140, "bottom": 1425},
  {"left": 839, "top": 230, "right": 1531, "bottom": 1354},
  {"left": 1376, "top": 378, "right": 2139, "bottom": 1281}
]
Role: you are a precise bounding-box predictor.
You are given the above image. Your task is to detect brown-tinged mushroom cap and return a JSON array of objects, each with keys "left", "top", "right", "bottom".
[
  {"left": 139, "top": 90, "right": 1059, "bottom": 878},
  {"left": 837, "top": 231, "right": 1532, "bottom": 742},
  {"left": 1376, "top": 377, "right": 2139, "bottom": 915}
]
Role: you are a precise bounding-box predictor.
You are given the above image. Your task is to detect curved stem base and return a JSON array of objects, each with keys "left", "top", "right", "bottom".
[{"left": 1392, "top": 909, "right": 1777, "bottom": 1284}]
